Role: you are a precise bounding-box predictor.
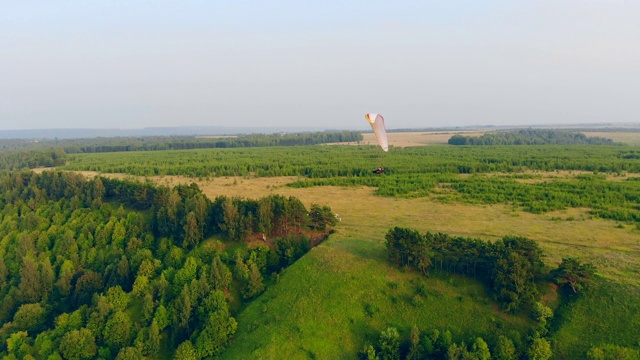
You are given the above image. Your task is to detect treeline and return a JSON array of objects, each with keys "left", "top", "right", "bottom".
[
  {"left": 385, "top": 228, "right": 597, "bottom": 310},
  {"left": 448, "top": 129, "right": 616, "bottom": 145},
  {"left": 0, "top": 148, "right": 67, "bottom": 170},
  {"left": 360, "top": 324, "right": 639, "bottom": 360},
  {"left": 0, "top": 170, "right": 336, "bottom": 358},
  {"left": 385, "top": 228, "right": 556, "bottom": 311},
  {"left": 99, "top": 176, "right": 336, "bottom": 244},
  {"left": 360, "top": 325, "right": 550, "bottom": 360},
  {"left": 383, "top": 227, "right": 608, "bottom": 359},
  {"left": 0, "top": 131, "right": 362, "bottom": 155}
]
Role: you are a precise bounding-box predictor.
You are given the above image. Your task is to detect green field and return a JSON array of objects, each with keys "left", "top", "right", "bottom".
[{"left": 51, "top": 141, "right": 640, "bottom": 358}]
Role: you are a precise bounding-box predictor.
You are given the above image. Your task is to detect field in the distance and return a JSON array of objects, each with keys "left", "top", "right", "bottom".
[
  {"left": 351, "top": 130, "right": 640, "bottom": 147},
  {"left": 329, "top": 131, "right": 486, "bottom": 147},
  {"left": 583, "top": 131, "right": 640, "bottom": 146}
]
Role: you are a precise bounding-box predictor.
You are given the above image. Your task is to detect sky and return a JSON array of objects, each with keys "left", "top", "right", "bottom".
[{"left": 1, "top": 1, "right": 639, "bottom": 131}]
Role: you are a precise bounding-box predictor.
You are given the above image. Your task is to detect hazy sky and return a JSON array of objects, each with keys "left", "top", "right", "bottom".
[{"left": 2, "top": 1, "right": 639, "bottom": 131}]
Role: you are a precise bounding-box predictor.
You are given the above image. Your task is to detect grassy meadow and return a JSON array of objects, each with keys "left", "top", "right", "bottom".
[{"left": 51, "top": 130, "right": 640, "bottom": 358}]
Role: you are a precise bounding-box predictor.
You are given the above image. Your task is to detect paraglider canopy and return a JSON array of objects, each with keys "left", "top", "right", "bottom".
[{"left": 365, "top": 113, "right": 388, "bottom": 152}]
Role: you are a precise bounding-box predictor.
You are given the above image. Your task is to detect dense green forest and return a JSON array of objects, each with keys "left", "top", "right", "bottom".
[
  {"left": 448, "top": 129, "right": 616, "bottom": 145},
  {"left": 0, "top": 170, "right": 336, "bottom": 358}
]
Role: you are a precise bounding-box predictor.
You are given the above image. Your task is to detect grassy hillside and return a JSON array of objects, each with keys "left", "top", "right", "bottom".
[
  {"left": 551, "top": 281, "right": 640, "bottom": 358},
  {"left": 220, "top": 233, "right": 532, "bottom": 359}
]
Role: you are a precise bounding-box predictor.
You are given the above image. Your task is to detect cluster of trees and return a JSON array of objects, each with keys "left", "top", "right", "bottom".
[
  {"left": 0, "top": 149, "right": 66, "bottom": 170},
  {"left": 360, "top": 325, "right": 554, "bottom": 360},
  {"left": 98, "top": 176, "right": 336, "bottom": 245},
  {"left": 0, "top": 170, "right": 336, "bottom": 358},
  {"left": 385, "top": 228, "right": 596, "bottom": 311},
  {"left": 448, "top": 130, "right": 616, "bottom": 146}
]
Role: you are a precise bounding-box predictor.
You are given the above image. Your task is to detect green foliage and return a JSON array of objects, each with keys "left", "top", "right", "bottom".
[
  {"left": 242, "top": 260, "right": 265, "bottom": 300},
  {"left": 528, "top": 337, "right": 553, "bottom": 360},
  {"left": 174, "top": 340, "right": 197, "bottom": 360},
  {"left": 309, "top": 203, "right": 337, "bottom": 231},
  {"left": 103, "top": 311, "right": 134, "bottom": 349},
  {"left": 210, "top": 255, "right": 232, "bottom": 291},
  {"left": 447, "top": 341, "right": 471, "bottom": 360},
  {"left": 115, "top": 347, "right": 143, "bottom": 360},
  {"left": 1, "top": 132, "right": 362, "bottom": 156},
  {"left": 586, "top": 344, "right": 640, "bottom": 360},
  {"left": 551, "top": 281, "right": 640, "bottom": 357},
  {"left": 270, "top": 235, "right": 312, "bottom": 270},
  {"left": 385, "top": 228, "right": 547, "bottom": 311},
  {"left": 359, "top": 343, "right": 379, "bottom": 360},
  {"left": 0, "top": 169, "right": 326, "bottom": 357},
  {"left": 12, "top": 303, "right": 46, "bottom": 332},
  {"left": 61, "top": 143, "right": 640, "bottom": 178},
  {"left": 472, "top": 337, "right": 491, "bottom": 360},
  {"left": 378, "top": 327, "right": 400, "bottom": 360},
  {"left": 532, "top": 302, "right": 554, "bottom": 335},
  {"left": 59, "top": 328, "right": 97, "bottom": 360},
  {"left": 494, "top": 335, "right": 517, "bottom": 360},
  {"left": 194, "top": 308, "right": 238, "bottom": 358},
  {"left": 406, "top": 325, "right": 422, "bottom": 360},
  {"left": 552, "top": 257, "right": 597, "bottom": 294},
  {"left": 448, "top": 129, "right": 616, "bottom": 146},
  {"left": 385, "top": 227, "right": 430, "bottom": 274},
  {"left": 0, "top": 148, "right": 66, "bottom": 170}
]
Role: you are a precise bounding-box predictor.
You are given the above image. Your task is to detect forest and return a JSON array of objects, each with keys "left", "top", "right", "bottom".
[
  {"left": 0, "top": 131, "right": 362, "bottom": 153},
  {"left": 0, "top": 170, "right": 336, "bottom": 358},
  {"left": 448, "top": 129, "right": 616, "bottom": 146},
  {"left": 1, "top": 131, "right": 640, "bottom": 359}
]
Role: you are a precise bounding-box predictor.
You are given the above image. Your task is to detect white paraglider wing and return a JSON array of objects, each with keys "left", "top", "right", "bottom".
[{"left": 365, "top": 113, "right": 388, "bottom": 152}]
